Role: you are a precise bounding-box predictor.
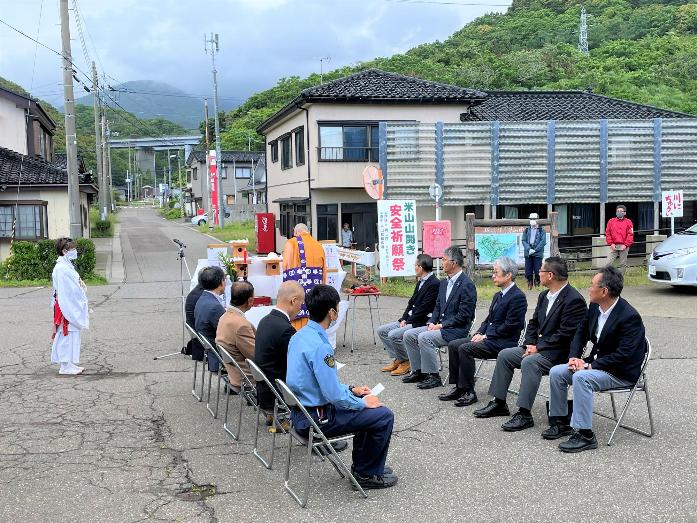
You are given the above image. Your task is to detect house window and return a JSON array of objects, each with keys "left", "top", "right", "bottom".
[
  {"left": 319, "top": 124, "right": 379, "bottom": 162},
  {"left": 279, "top": 202, "right": 309, "bottom": 238},
  {"left": 295, "top": 127, "right": 305, "bottom": 166},
  {"left": 270, "top": 141, "right": 278, "bottom": 163},
  {"left": 281, "top": 135, "right": 292, "bottom": 170},
  {"left": 0, "top": 203, "right": 48, "bottom": 240},
  {"left": 316, "top": 204, "right": 338, "bottom": 241},
  {"left": 221, "top": 166, "right": 227, "bottom": 179},
  {"left": 192, "top": 167, "right": 198, "bottom": 181},
  {"left": 226, "top": 195, "right": 235, "bottom": 205},
  {"left": 235, "top": 167, "right": 251, "bottom": 178}
]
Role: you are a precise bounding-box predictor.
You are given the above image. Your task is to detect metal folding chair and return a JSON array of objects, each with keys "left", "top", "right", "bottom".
[
  {"left": 595, "top": 336, "right": 655, "bottom": 446},
  {"left": 473, "top": 325, "right": 528, "bottom": 394},
  {"left": 246, "top": 359, "right": 292, "bottom": 470},
  {"left": 440, "top": 315, "right": 477, "bottom": 384},
  {"left": 276, "top": 379, "right": 367, "bottom": 508},
  {"left": 197, "top": 335, "right": 225, "bottom": 418},
  {"left": 184, "top": 323, "right": 207, "bottom": 402},
  {"left": 216, "top": 343, "right": 257, "bottom": 440}
]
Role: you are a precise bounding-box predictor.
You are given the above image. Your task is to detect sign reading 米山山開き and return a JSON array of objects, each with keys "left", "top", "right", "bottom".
[{"left": 378, "top": 200, "right": 417, "bottom": 277}]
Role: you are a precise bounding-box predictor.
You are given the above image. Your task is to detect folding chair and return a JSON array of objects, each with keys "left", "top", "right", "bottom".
[
  {"left": 441, "top": 315, "right": 477, "bottom": 384},
  {"left": 216, "top": 343, "right": 257, "bottom": 440},
  {"left": 246, "top": 359, "right": 292, "bottom": 470},
  {"left": 184, "top": 323, "right": 207, "bottom": 402},
  {"left": 473, "top": 325, "right": 528, "bottom": 394},
  {"left": 198, "top": 336, "right": 225, "bottom": 418},
  {"left": 595, "top": 336, "right": 655, "bottom": 446},
  {"left": 276, "top": 379, "right": 367, "bottom": 508}
]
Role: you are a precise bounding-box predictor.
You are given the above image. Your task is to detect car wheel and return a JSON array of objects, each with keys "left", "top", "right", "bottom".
[{"left": 200, "top": 219, "right": 206, "bottom": 226}]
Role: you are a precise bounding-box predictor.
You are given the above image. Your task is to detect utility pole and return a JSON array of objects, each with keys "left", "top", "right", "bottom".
[
  {"left": 101, "top": 113, "right": 109, "bottom": 205},
  {"left": 106, "top": 120, "right": 113, "bottom": 210},
  {"left": 60, "top": 0, "right": 82, "bottom": 238},
  {"left": 167, "top": 148, "right": 172, "bottom": 204},
  {"left": 205, "top": 33, "right": 224, "bottom": 228},
  {"left": 579, "top": 6, "right": 589, "bottom": 56},
  {"left": 320, "top": 57, "right": 330, "bottom": 84},
  {"left": 203, "top": 99, "right": 211, "bottom": 217},
  {"left": 91, "top": 62, "right": 106, "bottom": 219}
]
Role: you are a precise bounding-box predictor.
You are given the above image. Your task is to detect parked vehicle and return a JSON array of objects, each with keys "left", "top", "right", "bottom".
[
  {"left": 190, "top": 211, "right": 231, "bottom": 226},
  {"left": 648, "top": 223, "right": 697, "bottom": 287}
]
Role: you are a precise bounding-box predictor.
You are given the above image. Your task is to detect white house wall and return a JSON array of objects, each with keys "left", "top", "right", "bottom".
[{"left": 0, "top": 96, "right": 28, "bottom": 155}]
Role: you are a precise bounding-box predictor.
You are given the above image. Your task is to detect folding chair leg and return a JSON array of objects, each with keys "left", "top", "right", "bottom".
[
  {"left": 223, "top": 390, "right": 239, "bottom": 440},
  {"left": 252, "top": 404, "right": 272, "bottom": 469},
  {"left": 606, "top": 381, "right": 654, "bottom": 446},
  {"left": 206, "top": 369, "right": 216, "bottom": 417},
  {"left": 198, "top": 360, "right": 206, "bottom": 402},
  {"left": 191, "top": 360, "right": 201, "bottom": 401},
  {"left": 207, "top": 369, "right": 221, "bottom": 419}
]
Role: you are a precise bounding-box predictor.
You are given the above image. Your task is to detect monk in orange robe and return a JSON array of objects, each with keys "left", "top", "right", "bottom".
[{"left": 282, "top": 223, "right": 327, "bottom": 330}]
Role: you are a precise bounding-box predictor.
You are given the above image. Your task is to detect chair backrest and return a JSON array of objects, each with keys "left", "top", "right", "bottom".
[
  {"left": 518, "top": 324, "right": 528, "bottom": 347},
  {"left": 185, "top": 323, "right": 204, "bottom": 344},
  {"left": 216, "top": 343, "right": 255, "bottom": 390},
  {"left": 246, "top": 359, "right": 289, "bottom": 409},
  {"left": 275, "top": 379, "right": 329, "bottom": 440},
  {"left": 198, "top": 335, "right": 223, "bottom": 364},
  {"left": 640, "top": 336, "right": 652, "bottom": 376}
]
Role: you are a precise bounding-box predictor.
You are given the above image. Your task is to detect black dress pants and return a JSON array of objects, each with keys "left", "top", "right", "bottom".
[{"left": 447, "top": 340, "right": 501, "bottom": 392}]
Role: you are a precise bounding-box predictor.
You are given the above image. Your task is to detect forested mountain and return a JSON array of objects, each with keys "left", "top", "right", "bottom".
[{"left": 218, "top": 0, "right": 697, "bottom": 150}]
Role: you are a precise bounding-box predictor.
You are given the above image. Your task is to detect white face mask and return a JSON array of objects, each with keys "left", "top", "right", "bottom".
[
  {"left": 65, "top": 249, "right": 78, "bottom": 260},
  {"left": 530, "top": 220, "right": 537, "bottom": 227}
]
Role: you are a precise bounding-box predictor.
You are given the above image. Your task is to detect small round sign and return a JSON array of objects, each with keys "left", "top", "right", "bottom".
[{"left": 429, "top": 183, "right": 443, "bottom": 201}]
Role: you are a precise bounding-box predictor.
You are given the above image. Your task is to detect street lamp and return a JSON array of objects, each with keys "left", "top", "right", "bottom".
[{"left": 170, "top": 153, "right": 184, "bottom": 219}]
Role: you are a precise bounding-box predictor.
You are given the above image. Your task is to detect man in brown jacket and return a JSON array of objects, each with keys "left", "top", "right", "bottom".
[{"left": 216, "top": 281, "right": 256, "bottom": 388}]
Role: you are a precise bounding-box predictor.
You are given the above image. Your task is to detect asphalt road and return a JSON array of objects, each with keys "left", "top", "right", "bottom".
[{"left": 0, "top": 207, "right": 695, "bottom": 522}]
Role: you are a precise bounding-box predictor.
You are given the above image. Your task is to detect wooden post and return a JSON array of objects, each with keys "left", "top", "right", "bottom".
[
  {"left": 465, "top": 213, "right": 476, "bottom": 278},
  {"left": 549, "top": 211, "right": 559, "bottom": 256}
]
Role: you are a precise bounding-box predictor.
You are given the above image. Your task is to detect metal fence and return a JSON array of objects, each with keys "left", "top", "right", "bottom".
[{"left": 380, "top": 118, "right": 697, "bottom": 205}]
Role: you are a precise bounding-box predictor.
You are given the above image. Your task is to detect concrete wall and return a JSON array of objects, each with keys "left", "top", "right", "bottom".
[{"left": 0, "top": 97, "right": 27, "bottom": 155}]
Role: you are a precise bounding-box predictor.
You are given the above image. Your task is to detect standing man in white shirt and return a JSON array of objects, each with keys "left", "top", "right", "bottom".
[{"left": 341, "top": 223, "right": 354, "bottom": 248}]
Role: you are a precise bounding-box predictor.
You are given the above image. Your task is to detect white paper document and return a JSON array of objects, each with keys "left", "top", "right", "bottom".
[
  {"left": 371, "top": 383, "right": 385, "bottom": 396},
  {"left": 336, "top": 362, "right": 346, "bottom": 371}
]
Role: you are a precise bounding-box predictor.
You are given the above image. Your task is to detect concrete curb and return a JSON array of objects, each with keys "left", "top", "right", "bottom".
[{"left": 110, "top": 223, "right": 125, "bottom": 283}]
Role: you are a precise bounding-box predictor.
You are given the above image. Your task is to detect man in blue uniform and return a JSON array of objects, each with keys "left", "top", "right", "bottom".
[{"left": 287, "top": 284, "right": 398, "bottom": 490}]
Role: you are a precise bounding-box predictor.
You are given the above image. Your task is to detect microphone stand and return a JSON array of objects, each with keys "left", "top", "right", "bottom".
[{"left": 154, "top": 239, "right": 192, "bottom": 361}]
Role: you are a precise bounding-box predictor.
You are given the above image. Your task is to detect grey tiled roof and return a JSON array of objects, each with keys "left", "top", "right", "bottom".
[
  {"left": 464, "top": 91, "right": 693, "bottom": 121},
  {"left": 0, "top": 146, "right": 69, "bottom": 185},
  {"left": 300, "top": 69, "right": 487, "bottom": 102}
]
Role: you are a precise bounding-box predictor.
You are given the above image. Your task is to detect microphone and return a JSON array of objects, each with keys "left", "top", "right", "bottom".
[{"left": 173, "top": 239, "right": 186, "bottom": 248}]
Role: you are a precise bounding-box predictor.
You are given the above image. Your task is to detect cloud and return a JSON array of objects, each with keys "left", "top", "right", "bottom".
[{"left": 0, "top": 0, "right": 510, "bottom": 107}]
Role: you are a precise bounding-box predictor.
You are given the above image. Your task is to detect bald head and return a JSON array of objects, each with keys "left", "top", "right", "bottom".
[
  {"left": 276, "top": 281, "right": 305, "bottom": 319},
  {"left": 293, "top": 223, "right": 309, "bottom": 235}
]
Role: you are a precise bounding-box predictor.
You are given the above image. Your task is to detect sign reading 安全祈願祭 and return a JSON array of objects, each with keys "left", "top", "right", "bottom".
[
  {"left": 378, "top": 200, "right": 417, "bottom": 277},
  {"left": 662, "top": 190, "right": 684, "bottom": 218}
]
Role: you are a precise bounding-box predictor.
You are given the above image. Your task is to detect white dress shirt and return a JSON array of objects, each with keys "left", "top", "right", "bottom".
[
  {"left": 545, "top": 283, "right": 568, "bottom": 316},
  {"left": 596, "top": 298, "right": 619, "bottom": 339},
  {"left": 446, "top": 270, "right": 462, "bottom": 302}
]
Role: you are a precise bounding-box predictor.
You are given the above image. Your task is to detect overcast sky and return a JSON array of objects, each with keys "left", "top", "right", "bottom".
[{"left": 0, "top": 0, "right": 510, "bottom": 108}]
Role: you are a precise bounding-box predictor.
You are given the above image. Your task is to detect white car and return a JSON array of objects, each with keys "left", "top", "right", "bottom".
[
  {"left": 191, "top": 214, "right": 208, "bottom": 226},
  {"left": 648, "top": 222, "right": 697, "bottom": 286}
]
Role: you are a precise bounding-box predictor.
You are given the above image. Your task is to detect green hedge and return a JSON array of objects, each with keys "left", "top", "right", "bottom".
[{"left": 3, "top": 238, "right": 96, "bottom": 281}]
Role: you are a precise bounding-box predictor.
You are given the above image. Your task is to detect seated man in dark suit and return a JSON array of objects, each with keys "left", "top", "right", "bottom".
[
  {"left": 439, "top": 256, "right": 527, "bottom": 406},
  {"left": 544, "top": 266, "right": 646, "bottom": 453},
  {"left": 474, "top": 257, "right": 587, "bottom": 432},
  {"left": 194, "top": 266, "right": 226, "bottom": 373},
  {"left": 255, "top": 281, "right": 305, "bottom": 415},
  {"left": 185, "top": 283, "right": 204, "bottom": 360},
  {"left": 376, "top": 253, "right": 440, "bottom": 377},
  {"left": 403, "top": 246, "right": 477, "bottom": 389}
]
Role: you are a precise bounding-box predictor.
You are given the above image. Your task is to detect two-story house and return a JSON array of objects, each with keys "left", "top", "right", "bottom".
[
  {"left": 0, "top": 87, "right": 96, "bottom": 260},
  {"left": 186, "top": 150, "right": 266, "bottom": 214},
  {"left": 256, "top": 69, "right": 487, "bottom": 250}
]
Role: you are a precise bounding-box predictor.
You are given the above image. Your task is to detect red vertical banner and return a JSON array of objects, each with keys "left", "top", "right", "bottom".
[
  {"left": 422, "top": 220, "right": 451, "bottom": 258},
  {"left": 209, "top": 150, "right": 219, "bottom": 225}
]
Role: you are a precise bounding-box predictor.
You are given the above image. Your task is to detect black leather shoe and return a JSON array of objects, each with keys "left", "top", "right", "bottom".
[
  {"left": 438, "top": 387, "right": 465, "bottom": 401},
  {"left": 541, "top": 424, "right": 573, "bottom": 440},
  {"left": 352, "top": 472, "right": 398, "bottom": 490},
  {"left": 501, "top": 412, "right": 535, "bottom": 432},
  {"left": 559, "top": 431, "right": 598, "bottom": 453},
  {"left": 473, "top": 400, "right": 510, "bottom": 418},
  {"left": 402, "top": 371, "right": 425, "bottom": 384},
  {"left": 417, "top": 374, "right": 442, "bottom": 389},
  {"left": 353, "top": 465, "right": 393, "bottom": 475},
  {"left": 318, "top": 440, "right": 348, "bottom": 456},
  {"left": 454, "top": 392, "right": 478, "bottom": 407}
]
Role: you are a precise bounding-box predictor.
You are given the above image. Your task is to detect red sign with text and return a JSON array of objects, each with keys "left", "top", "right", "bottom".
[{"left": 422, "top": 220, "right": 451, "bottom": 258}]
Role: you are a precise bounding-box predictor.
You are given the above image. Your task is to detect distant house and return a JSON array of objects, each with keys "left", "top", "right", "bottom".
[
  {"left": 185, "top": 150, "right": 266, "bottom": 214},
  {"left": 239, "top": 157, "right": 266, "bottom": 205},
  {"left": 0, "top": 85, "right": 55, "bottom": 162},
  {"left": 256, "top": 68, "right": 694, "bottom": 250},
  {"left": 0, "top": 147, "right": 98, "bottom": 260}
]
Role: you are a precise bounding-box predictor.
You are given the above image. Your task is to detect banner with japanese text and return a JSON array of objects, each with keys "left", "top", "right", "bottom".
[
  {"left": 378, "top": 200, "right": 417, "bottom": 277},
  {"left": 422, "top": 220, "right": 451, "bottom": 258},
  {"left": 209, "top": 150, "right": 219, "bottom": 225}
]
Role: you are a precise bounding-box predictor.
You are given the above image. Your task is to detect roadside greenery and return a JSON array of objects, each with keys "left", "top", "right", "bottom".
[
  {"left": 198, "top": 220, "right": 256, "bottom": 251},
  {"left": 89, "top": 206, "right": 118, "bottom": 237}
]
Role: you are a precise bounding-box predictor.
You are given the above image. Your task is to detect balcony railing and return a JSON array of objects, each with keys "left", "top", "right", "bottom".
[{"left": 318, "top": 146, "right": 379, "bottom": 162}]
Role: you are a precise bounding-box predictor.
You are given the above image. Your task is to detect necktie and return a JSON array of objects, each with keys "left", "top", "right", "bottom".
[{"left": 492, "top": 292, "right": 501, "bottom": 311}]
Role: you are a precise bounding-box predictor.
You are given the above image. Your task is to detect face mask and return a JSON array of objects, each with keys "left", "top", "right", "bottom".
[
  {"left": 616, "top": 212, "right": 625, "bottom": 219},
  {"left": 530, "top": 220, "right": 537, "bottom": 227},
  {"left": 65, "top": 249, "right": 78, "bottom": 260}
]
